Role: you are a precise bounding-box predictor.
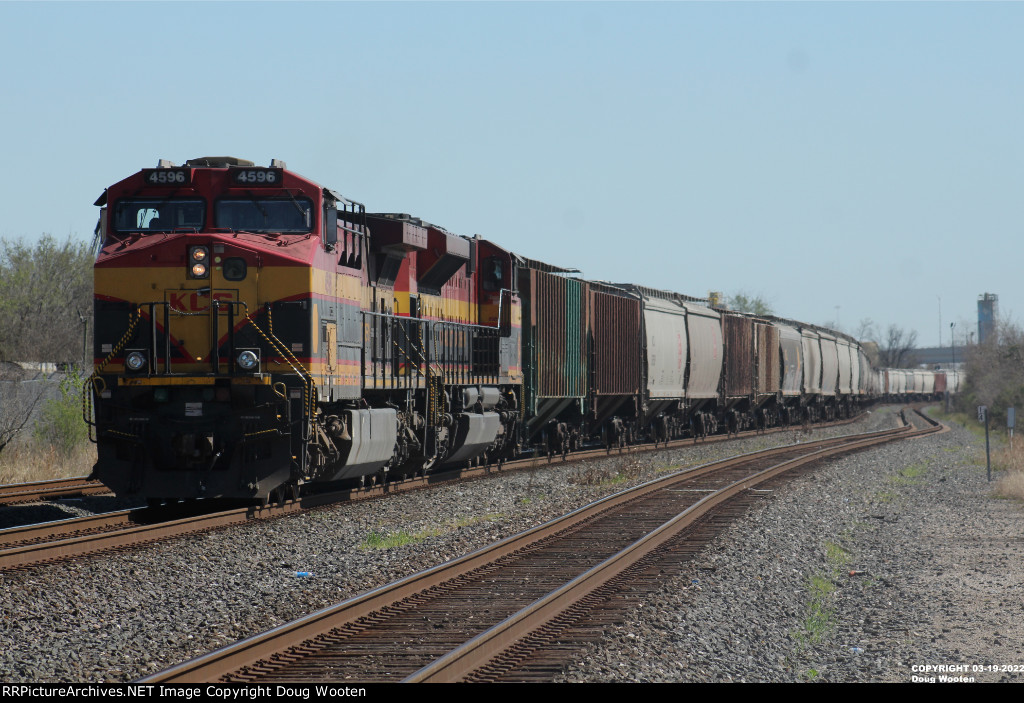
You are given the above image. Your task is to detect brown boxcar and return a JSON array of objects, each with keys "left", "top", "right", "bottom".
[
  {"left": 588, "top": 282, "right": 641, "bottom": 399},
  {"left": 722, "top": 313, "right": 754, "bottom": 399},
  {"left": 754, "top": 321, "right": 781, "bottom": 398}
]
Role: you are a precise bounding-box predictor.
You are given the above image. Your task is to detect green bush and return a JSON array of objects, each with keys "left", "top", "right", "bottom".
[
  {"left": 956, "top": 322, "right": 1024, "bottom": 430},
  {"left": 33, "top": 370, "right": 89, "bottom": 457}
]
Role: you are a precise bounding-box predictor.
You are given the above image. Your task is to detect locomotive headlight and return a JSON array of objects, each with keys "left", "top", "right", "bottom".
[
  {"left": 188, "top": 246, "right": 210, "bottom": 278},
  {"left": 125, "top": 351, "right": 147, "bottom": 373},
  {"left": 237, "top": 349, "right": 260, "bottom": 372}
]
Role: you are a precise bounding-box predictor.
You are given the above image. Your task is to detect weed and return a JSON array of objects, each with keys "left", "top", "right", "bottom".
[
  {"left": 569, "top": 457, "right": 645, "bottom": 486},
  {"left": 33, "top": 370, "right": 89, "bottom": 458},
  {"left": 808, "top": 573, "right": 836, "bottom": 599},
  {"left": 0, "top": 442, "right": 95, "bottom": 484},
  {"left": 899, "top": 462, "right": 928, "bottom": 478},
  {"left": 794, "top": 538, "right": 852, "bottom": 647},
  {"left": 360, "top": 527, "right": 441, "bottom": 550},
  {"left": 824, "top": 541, "right": 849, "bottom": 567},
  {"left": 931, "top": 409, "right": 988, "bottom": 443},
  {"left": 994, "top": 444, "right": 1024, "bottom": 500},
  {"left": 360, "top": 511, "right": 505, "bottom": 550},
  {"left": 888, "top": 462, "right": 928, "bottom": 487},
  {"left": 568, "top": 462, "right": 608, "bottom": 485},
  {"left": 796, "top": 574, "right": 837, "bottom": 644}
]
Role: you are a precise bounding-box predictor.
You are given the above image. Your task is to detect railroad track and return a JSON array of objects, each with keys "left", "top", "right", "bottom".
[
  {"left": 0, "top": 476, "right": 110, "bottom": 506},
  {"left": 143, "top": 407, "right": 940, "bottom": 683},
  {"left": 0, "top": 411, "right": 868, "bottom": 572}
]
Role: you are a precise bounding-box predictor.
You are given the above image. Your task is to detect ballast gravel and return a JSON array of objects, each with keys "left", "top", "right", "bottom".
[
  {"left": 1, "top": 407, "right": 1017, "bottom": 682},
  {"left": 559, "top": 411, "right": 1024, "bottom": 683}
]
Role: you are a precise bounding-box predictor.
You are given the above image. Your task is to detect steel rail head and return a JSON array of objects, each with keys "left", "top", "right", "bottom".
[
  {"left": 143, "top": 410, "right": 938, "bottom": 683},
  {"left": 406, "top": 413, "right": 941, "bottom": 682}
]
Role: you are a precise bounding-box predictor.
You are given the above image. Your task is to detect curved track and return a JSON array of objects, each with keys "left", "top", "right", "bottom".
[
  {"left": 143, "top": 408, "right": 940, "bottom": 683},
  {"left": 0, "top": 412, "right": 868, "bottom": 572}
]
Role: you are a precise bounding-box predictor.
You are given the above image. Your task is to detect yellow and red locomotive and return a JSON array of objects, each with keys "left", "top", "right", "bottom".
[{"left": 90, "top": 157, "right": 522, "bottom": 502}]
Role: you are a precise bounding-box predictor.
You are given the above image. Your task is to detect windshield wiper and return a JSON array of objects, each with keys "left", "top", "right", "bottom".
[{"left": 282, "top": 189, "right": 308, "bottom": 220}]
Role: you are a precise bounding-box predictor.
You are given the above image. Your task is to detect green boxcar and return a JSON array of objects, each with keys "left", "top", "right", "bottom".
[{"left": 519, "top": 264, "right": 587, "bottom": 427}]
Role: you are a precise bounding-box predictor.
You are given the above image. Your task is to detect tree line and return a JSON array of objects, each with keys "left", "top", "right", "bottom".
[
  {"left": 0, "top": 236, "right": 95, "bottom": 458},
  {"left": 0, "top": 235, "right": 94, "bottom": 365},
  {"left": 957, "top": 320, "right": 1024, "bottom": 429}
]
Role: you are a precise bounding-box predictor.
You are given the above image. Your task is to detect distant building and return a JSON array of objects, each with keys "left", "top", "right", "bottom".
[{"left": 978, "top": 293, "right": 998, "bottom": 344}]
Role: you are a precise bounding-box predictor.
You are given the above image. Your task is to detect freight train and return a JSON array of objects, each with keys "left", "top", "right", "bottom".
[{"left": 87, "top": 157, "right": 953, "bottom": 503}]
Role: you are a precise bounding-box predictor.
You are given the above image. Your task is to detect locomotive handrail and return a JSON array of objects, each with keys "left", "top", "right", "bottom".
[
  {"left": 82, "top": 305, "right": 143, "bottom": 442},
  {"left": 361, "top": 308, "right": 508, "bottom": 333},
  {"left": 259, "top": 305, "right": 317, "bottom": 441}
]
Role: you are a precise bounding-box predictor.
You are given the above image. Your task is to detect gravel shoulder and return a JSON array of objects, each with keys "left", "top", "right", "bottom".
[
  {"left": 559, "top": 410, "right": 1024, "bottom": 683},
  {"left": 4, "top": 407, "right": 1013, "bottom": 683}
]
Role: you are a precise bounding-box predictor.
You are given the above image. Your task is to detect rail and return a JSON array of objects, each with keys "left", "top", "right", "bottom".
[{"left": 141, "top": 410, "right": 937, "bottom": 683}]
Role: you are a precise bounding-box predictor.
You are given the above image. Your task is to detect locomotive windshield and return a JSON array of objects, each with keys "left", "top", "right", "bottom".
[
  {"left": 216, "top": 197, "right": 313, "bottom": 233},
  {"left": 113, "top": 199, "right": 205, "bottom": 232}
]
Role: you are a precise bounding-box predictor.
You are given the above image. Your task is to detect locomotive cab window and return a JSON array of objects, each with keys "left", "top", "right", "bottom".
[
  {"left": 483, "top": 256, "right": 504, "bottom": 291},
  {"left": 216, "top": 197, "right": 313, "bottom": 233},
  {"left": 113, "top": 199, "right": 205, "bottom": 232}
]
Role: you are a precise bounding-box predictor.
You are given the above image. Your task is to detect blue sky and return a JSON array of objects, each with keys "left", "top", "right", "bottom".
[{"left": 1, "top": 1, "right": 1020, "bottom": 349}]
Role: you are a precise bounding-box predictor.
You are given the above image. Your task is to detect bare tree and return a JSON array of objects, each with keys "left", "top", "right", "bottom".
[
  {"left": 0, "top": 376, "right": 48, "bottom": 456},
  {"left": 855, "top": 317, "right": 877, "bottom": 343},
  {"left": 877, "top": 324, "right": 919, "bottom": 368}
]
